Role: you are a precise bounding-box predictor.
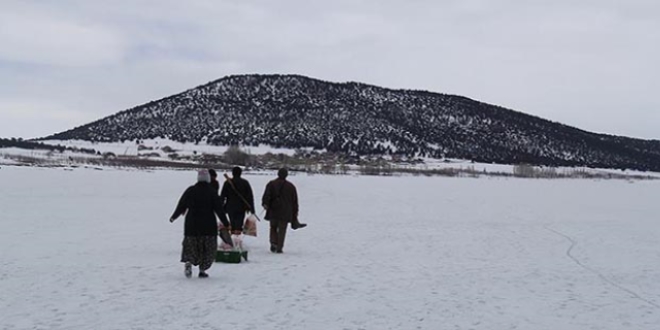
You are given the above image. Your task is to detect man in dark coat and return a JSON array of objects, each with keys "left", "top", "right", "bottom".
[
  {"left": 209, "top": 168, "right": 220, "bottom": 194},
  {"left": 262, "top": 168, "right": 306, "bottom": 253},
  {"left": 220, "top": 166, "right": 255, "bottom": 234},
  {"left": 170, "top": 170, "right": 229, "bottom": 278}
]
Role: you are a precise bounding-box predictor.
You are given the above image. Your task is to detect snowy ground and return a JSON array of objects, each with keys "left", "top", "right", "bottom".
[{"left": 1, "top": 166, "right": 660, "bottom": 330}]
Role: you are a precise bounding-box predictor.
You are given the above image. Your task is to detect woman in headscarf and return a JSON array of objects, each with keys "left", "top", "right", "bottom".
[{"left": 170, "top": 170, "right": 229, "bottom": 278}]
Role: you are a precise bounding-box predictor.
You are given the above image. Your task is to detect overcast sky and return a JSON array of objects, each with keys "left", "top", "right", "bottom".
[{"left": 1, "top": 0, "right": 658, "bottom": 140}]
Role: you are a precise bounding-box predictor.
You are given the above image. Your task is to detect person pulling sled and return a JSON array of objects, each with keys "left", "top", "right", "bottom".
[
  {"left": 220, "top": 166, "right": 256, "bottom": 235},
  {"left": 170, "top": 170, "right": 230, "bottom": 278}
]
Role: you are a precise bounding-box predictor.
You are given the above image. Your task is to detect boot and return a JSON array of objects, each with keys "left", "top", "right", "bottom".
[
  {"left": 291, "top": 218, "right": 307, "bottom": 230},
  {"left": 184, "top": 262, "right": 192, "bottom": 278}
]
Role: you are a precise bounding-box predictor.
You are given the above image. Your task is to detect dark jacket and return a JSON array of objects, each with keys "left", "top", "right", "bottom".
[
  {"left": 210, "top": 179, "right": 220, "bottom": 194},
  {"left": 220, "top": 177, "right": 255, "bottom": 214},
  {"left": 262, "top": 178, "right": 298, "bottom": 222},
  {"left": 171, "top": 182, "right": 229, "bottom": 236}
]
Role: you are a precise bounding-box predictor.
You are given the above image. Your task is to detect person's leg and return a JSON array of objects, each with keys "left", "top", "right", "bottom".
[
  {"left": 198, "top": 236, "right": 217, "bottom": 277},
  {"left": 181, "top": 236, "right": 200, "bottom": 265},
  {"left": 276, "top": 221, "right": 288, "bottom": 253},
  {"left": 229, "top": 212, "right": 246, "bottom": 233},
  {"left": 269, "top": 220, "right": 279, "bottom": 252},
  {"left": 181, "top": 236, "right": 198, "bottom": 278}
]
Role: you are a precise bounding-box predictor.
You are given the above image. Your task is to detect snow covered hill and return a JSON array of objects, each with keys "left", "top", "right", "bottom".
[{"left": 43, "top": 74, "right": 660, "bottom": 172}]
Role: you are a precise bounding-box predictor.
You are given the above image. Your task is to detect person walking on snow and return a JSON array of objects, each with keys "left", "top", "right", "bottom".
[
  {"left": 170, "top": 170, "right": 229, "bottom": 278},
  {"left": 220, "top": 166, "right": 255, "bottom": 234},
  {"left": 209, "top": 168, "right": 220, "bottom": 194},
  {"left": 262, "top": 168, "right": 306, "bottom": 253}
]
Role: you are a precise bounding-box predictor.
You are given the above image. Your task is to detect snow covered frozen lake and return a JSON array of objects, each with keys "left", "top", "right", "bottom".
[{"left": 1, "top": 166, "right": 659, "bottom": 330}]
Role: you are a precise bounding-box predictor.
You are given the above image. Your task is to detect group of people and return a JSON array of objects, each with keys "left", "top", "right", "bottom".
[{"left": 169, "top": 167, "right": 306, "bottom": 278}]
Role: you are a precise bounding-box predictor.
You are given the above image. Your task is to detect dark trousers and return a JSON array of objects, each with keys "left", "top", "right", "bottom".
[
  {"left": 269, "top": 220, "right": 288, "bottom": 251},
  {"left": 228, "top": 212, "right": 246, "bottom": 232}
]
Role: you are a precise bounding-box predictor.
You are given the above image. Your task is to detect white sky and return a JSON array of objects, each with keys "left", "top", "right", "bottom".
[{"left": 0, "top": 0, "right": 658, "bottom": 139}]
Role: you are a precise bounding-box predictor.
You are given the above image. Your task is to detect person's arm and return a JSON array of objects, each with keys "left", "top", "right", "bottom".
[
  {"left": 261, "top": 182, "right": 272, "bottom": 210},
  {"left": 246, "top": 182, "right": 255, "bottom": 213},
  {"left": 170, "top": 187, "right": 190, "bottom": 222},
  {"left": 219, "top": 181, "right": 230, "bottom": 205},
  {"left": 213, "top": 195, "right": 230, "bottom": 228}
]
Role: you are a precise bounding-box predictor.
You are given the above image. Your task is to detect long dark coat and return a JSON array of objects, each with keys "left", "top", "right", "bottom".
[
  {"left": 171, "top": 182, "right": 229, "bottom": 236},
  {"left": 220, "top": 177, "right": 255, "bottom": 214},
  {"left": 262, "top": 178, "right": 298, "bottom": 223}
]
